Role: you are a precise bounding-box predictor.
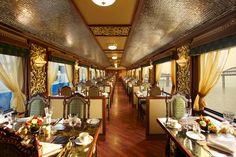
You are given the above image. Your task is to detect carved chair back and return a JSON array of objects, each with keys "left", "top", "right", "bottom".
[
  {"left": 0, "top": 126, "right": 41, "bottom": 157},
  {"left": 64, "top": 94, "right": 89, "bottom": 119},
  {"left": 61, "top": 86, "right": 72, "bottom": 97},
  {"left": 27, "top": 93, "right": 49, "bottom": 117}
]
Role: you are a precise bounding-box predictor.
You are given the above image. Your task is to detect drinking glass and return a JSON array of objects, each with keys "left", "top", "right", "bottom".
[
  {"left": 223, "top": 111, "right": 235, "bottom": 124},
  {"left": 45, "top": 107, "right": 53, "bottom": 124}
]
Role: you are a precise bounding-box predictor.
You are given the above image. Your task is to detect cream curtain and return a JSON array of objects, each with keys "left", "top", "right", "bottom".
[
  {"left": 171, "top": 60, "right": 176, "bottom": 94},
  {"left": 193, "top": 49, "right": 229, "bottom": 111},
  {"left": 47, "top": 62, "right": 58, "bottom": 95},
  {"left": 0, "top": 54, "right": 26, "bottom": 113},
  {"left": 65, "top": 64, "right": 73, "bottom": 85},
  {"left": 155, "top": 64, "right": 162, "bottom": 84}
]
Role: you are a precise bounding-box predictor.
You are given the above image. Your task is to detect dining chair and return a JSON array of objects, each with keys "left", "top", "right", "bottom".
[
  {"left": 26, "top": 93, "right": 49, "bottom": 117},
  {"left": 167, "top": 93, "right": 190, "bottom": 120},
  {"left": 149, "top": 86, "right": 161, "bottom": 96},
  {"left": 88, "top": 86, "right": 100, "bottom": 97},
  {"left": 64, "top": 93, "right": 90, "bottom": 119},
  {"left": 139, "top": 85, "right": 162, "bottom": 120},
  {"left": 0, "top": 125, "right": 41, "bottom": 157},
  {"left": 60, "top": 86, "right": 72, "bottom": 97}
]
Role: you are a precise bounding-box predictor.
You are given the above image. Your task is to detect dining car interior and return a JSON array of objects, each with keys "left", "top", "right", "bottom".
[{"left": 0, "top": 0, "right": 236, "bottom": 157}]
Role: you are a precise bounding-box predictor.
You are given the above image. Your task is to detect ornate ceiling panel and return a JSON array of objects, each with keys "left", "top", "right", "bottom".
[
  {"left": 0, "top": 0, "right": 110, "bottom": 67},
  {"left": 90, "top": 26, "right": 131, "bottom": 36},
  {"left": 121, "top": 0, "right": 236, "bottom": 66}
]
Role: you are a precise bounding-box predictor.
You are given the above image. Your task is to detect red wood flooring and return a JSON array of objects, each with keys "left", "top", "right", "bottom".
[{"left": 97, "top": 80, "right": 167, "bottom": 157}]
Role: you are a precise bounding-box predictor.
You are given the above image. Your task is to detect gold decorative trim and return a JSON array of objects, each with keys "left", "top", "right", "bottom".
[
  {"left": 30, "top": 43, "right": 47, "bottom": 96},
  {"left": 176, "top": 45, "right": 191, "bottom": 96},
  {"left": 90, "top": 26, "right": 131, "bottom": 36},
  {"left": 73, "top": 60, "right": 79, "bottom": 86}
]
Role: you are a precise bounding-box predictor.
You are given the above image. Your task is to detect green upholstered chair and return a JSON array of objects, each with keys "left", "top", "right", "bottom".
[
  {"left": 88, "top": 86, "right": 100, "bottom": 97},
  {"left": 64, "top": 94, "right": 89, "bottom": 119},
  {"left": 167, "top": 93, "right": 190, "bottom": 120},
  {"left": 27, "top": 94, "right": 48, "bottom": 117},
  {"left": 0, "top": 126, "right": 41, "bottom": 157},
  {"left": 61, "top": 86, "right": 72, "bottom": 97}
]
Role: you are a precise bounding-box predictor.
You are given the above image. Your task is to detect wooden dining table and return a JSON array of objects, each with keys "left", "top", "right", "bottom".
[
  {"left": 157, "top": 117, "right": 236, "bottom": 157},
  {"left": 16, "top": 118, "right": 101, "bottom": 157}
]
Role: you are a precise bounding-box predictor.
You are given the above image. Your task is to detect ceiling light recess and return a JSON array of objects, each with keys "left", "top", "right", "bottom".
[
  {"left": 108, "top": 43, "right": 117, "bottom": 50},
  {"left": 112, "top": 56, "right": 117, "bottom": 60},
  {"left": 92, "top": 0, "right": 116, "bottom": 7}
]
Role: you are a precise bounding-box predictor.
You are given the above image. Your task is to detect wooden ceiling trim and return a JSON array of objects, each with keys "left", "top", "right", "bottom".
[{"left": 104, "top": 50, "right": 123, "bottom": 54}]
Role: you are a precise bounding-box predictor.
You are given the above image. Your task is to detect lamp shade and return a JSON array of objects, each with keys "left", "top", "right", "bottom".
[{"left": 92, "top": 0, "right": 116, "bottom": 7}]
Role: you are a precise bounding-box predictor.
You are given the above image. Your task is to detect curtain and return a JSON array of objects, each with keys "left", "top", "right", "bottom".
[
  {"left": 171, "top": 60, "right": 176, "bottom": 94},
  {"left": 0, "top": 54, "right": 26, "bottom": 113},
  {"left": 155, "top": 64, "right": 162, "bottom": 84},
  {"left": 47, "top": 62, "right": 58, "bottom": 95},
  {"left": 193, "top": 49, "right": 229, "bottom": 111},
  {"left": 65, "top": 64, "right": 73, "bottom": 86}
]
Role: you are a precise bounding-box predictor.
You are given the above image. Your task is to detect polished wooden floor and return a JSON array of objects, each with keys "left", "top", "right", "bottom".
[{"left": 97, "top": 79, "right": 167, "bottom": 157}]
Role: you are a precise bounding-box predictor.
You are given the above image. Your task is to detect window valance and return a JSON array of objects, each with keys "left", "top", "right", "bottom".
[
  {"left": 0, "top": 43, "right": 29, "bottom": 57},
  {"left": 48, "top": 55, "right": 74, "bottom": 65},
  {"left": 190, "top": 35, "right": 236, "bottom": 56},
  {"left": 153, "top": 55, "right": 175, "bottom": 65}
]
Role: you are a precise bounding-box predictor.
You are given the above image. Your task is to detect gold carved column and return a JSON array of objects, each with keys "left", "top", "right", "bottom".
[
  {"left": 176, "top": 45, "right": 191, "bottom": 96},
  {"left": 73, "top": 61, "right": 79, "bottom": 86},
  {"left": 30, "top": 43, "right": 47, "bottom": 96}
]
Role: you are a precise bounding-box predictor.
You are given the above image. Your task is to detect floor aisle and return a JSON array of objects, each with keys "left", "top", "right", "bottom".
[{"left": 97, "top": 79, "right": 166, "bottom": 157}]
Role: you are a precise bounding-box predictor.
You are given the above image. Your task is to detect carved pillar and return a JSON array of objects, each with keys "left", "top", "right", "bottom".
[
  {"left": 176, "top": 45, "right": 191, "bottom": 96},
  {"left": 29, "top": 43, "right": 47, "bottom": 96},
  {"left": 73, "top": 60, "right": 79, "bottom": 86}
]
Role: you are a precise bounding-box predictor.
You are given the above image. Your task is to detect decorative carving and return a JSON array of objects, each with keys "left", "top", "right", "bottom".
[
  {"left": 30, "top": 43, "right": 47, "bottom": 96},
  {"left": 73, "top": 60, "right": 79, "bottom": 86},
  {"left": 90, "top": 26, "right": 131, "bottom": 36},
  {"left": 176, "top": 45, "right": 191, "bottom": 96}
]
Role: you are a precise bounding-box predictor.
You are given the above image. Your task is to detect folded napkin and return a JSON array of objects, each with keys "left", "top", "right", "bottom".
[
  {"left": 207, "top": 135, "right": 236, "bottom": 155},
  {"left": 40, "top": 142, "right": 62, "bottom": 157}
]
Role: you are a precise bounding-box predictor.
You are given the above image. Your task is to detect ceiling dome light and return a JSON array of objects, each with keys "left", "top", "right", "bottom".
[
  {"left": 112, "top": 56, "right": 117, "bottom": 60},
  {"left": 92, "top": 0, "right": 116, "bottom": 7},
  {"left": 108, "top": 43, "right": 117, "bottom": 50}
]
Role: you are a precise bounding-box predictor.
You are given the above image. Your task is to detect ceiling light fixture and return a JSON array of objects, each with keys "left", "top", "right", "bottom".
[
  {"left": 108, "top": 43, "right": 117, "bottom": 50},
  {"left": 112, "top": 56, "right": 117, "bottom": 60},
  {"left": 114, "top": 63, "right": 118, "bottom": 68},
  {"left": 92, "top": 0, "right": 116, "bottom": 7}
]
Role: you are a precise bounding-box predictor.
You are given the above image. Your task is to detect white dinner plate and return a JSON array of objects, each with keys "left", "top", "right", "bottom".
[
  {"left": 186, "top": 131, "right": 206, "bottom": 141},
  {"left": 167, "top": 123, "right": 182, "bottom": 129},
  {"left": 75, "top": 135, "right": 93, "bottom": 145},
  {"left": 17, "top": 117, "right": 30, "bottom": 123},
  {"left": 86, "top": 118, "right": 100, "bottom": 125}
]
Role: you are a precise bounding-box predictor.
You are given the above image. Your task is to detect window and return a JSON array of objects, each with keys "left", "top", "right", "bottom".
[
  {"left": 0, "top": 54, "right": 23, "bottom": 112},
  {"left": 205, "top": 47, "right": 236, "bottom": 115},
  {"left": 91, "top": 68, "right": 95, "bottom": 80},
  {"left": 80, "top": 67, "right": 87, "bottom": 82},
  {"left": 51, "top": 64, "right": 69, "bottom": 95},
  {"left": 142, "top": 67, "right": 149, "bottom": 82},
  {"left": 0, "top": 80, "right": 12, "bottom": 112},
  {"left": 159, "top": 61, "right": 172, "bottom": 93}
]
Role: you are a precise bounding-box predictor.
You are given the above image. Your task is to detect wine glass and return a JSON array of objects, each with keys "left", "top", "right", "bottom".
[
  {"left": 223, "top": 111, "right": 235, "bottom": 124},
  {"left": 45, "top": 107, "right": 53, "bottom": 124}
]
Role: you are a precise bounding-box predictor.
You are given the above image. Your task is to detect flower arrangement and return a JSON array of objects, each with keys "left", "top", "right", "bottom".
[
  {"left": 195, "top": 116, "right": 217, "bottom": 133},
  {"left": 25, "top": 116, "right": 44, "bottom": 133}
]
